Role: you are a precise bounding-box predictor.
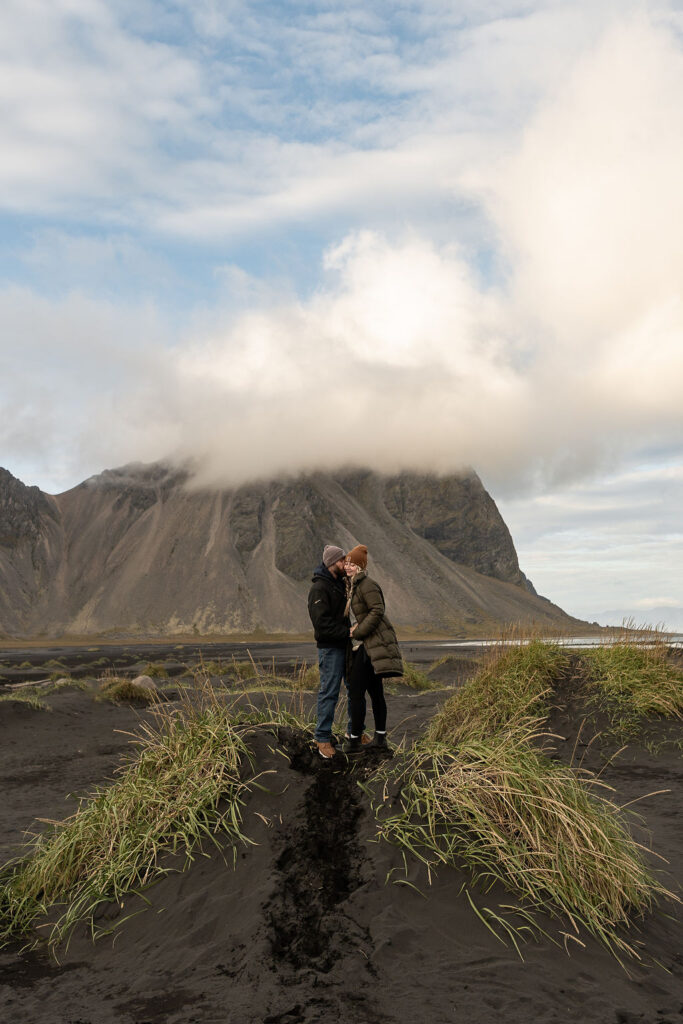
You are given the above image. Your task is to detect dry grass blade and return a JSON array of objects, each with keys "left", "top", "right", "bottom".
[
  {"left": 581, "top": 643, "right": 683, "bottom": 743},
  {"left": 378, "top": 640, "right": 678, "bottom": 960},
  {"left": 428, "top": 641, "right": 569, "bottom": 745},
  {"left": 0, "top": 679, "right": 260, "bottom": 950}
]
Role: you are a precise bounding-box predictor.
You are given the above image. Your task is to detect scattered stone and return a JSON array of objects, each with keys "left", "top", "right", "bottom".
[{"left": 131, "top": 675, "right": 158, "bottom": 691}]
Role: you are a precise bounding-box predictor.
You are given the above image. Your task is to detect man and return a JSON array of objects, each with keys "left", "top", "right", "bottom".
[{"left": 308, "top": 544, "right": 350, "bottom": 759}]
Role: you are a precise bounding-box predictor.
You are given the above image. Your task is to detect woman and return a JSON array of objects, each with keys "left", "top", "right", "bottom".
[{"left": 343, "top": 544, "right": 403, "bottom": 754}]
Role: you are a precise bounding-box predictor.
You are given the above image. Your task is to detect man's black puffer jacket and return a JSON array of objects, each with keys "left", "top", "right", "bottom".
[{"left": 308, "top": 563, "right": 350, "bottom": 649}]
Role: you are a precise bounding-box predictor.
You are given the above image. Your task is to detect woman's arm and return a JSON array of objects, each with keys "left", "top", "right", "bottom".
[{"left": 352, "top": 579, "right": 385, "bottom": 640}]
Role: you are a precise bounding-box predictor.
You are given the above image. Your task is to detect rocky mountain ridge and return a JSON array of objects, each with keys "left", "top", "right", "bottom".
[{"left": 0, "top": 463, "right": 581, "bottom": 637}]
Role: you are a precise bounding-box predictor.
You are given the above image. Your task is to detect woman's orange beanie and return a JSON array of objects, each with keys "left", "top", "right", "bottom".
[{"left": 346, "top": 544, "right": 368, "bottom": 569}]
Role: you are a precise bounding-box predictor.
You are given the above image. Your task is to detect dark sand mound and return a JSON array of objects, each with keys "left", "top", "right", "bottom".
[{"left": 1, "top": 650, "right": 682, "bottom": 1024}]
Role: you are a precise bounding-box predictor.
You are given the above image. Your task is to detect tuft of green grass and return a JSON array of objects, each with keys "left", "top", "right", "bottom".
[
  {"left": 379, "top": 724, "right": 672, "bottom": 960},
  {"left": 401, "top": 662, "right": 443, "bottom": 692},
  {"left": 581, "top": 643, "right": 683, "bottom": 742},
  {"left": 260, "top": 661, "right": 319, "bottom": 692},
  {"left": 378, "top": 639, "right": 676, "bottom": 960},
  {"left": 189, "top": 658, "right": 252, "bottom": 680},
  {"left": 0, "top": 681, "right": 257, "bottom": 950},
  {"left": 45, "top": 678, "right": 88, "bottom": 695},
  {"left": 97, "top": 679, "right": 158, "bottom": 704},
  {"left": 201, "top": 656, "right": 320, "bottom": 693},
  {"left": 0, "top": 691, "right": 47, "bottom": 711},
  {"left": 0, "top": 678, "right": 88, "bottom": 709},
  {"left": 228, "top": 658, "right": 258, "bottom": 681},
  {"left": 426, "top": 654, "right": 464, "bottom": 676},
  {"left": 292, "top": 661, "right": 319, "bottom": 691},
  {"left": 142, "top": 662, "right": 169, "bottom": 679},
  {"left": 428, "top": 641, "right": 569, "bottom": 745}
]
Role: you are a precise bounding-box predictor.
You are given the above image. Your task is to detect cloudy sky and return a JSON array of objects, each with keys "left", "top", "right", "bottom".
[{"left": 1, "top": 0, "right": 682, "bottom": 626}]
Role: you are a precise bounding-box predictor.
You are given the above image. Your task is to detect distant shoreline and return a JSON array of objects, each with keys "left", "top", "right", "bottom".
[{"left": 0, "top": 621, "right": 677, "bottom": 651}]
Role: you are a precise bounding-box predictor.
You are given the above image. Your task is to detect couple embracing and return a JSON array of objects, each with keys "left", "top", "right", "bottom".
[{"left": 307, "top": 543, "right": 403, "bottom": 759}]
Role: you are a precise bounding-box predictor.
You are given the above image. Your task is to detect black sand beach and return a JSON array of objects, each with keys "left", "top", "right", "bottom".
[{"left": 0, "top": 644, "right": 681, "bottom": 1024}]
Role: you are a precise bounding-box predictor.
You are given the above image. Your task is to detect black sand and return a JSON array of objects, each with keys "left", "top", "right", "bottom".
[{"left": 0, "top": 645, "right": 681, "bottom": 1024}]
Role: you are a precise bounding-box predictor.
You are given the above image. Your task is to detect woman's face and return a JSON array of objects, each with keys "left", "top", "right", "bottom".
[{"left": 344, "top": 560, "right": 361, "bottom": 576}]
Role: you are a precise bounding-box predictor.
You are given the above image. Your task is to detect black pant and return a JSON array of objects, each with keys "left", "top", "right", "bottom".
[{"left": 348, "top": 646, "right": 387, "bottom": 737}]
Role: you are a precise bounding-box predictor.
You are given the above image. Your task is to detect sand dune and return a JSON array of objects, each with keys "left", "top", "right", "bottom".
[{"left": 0, "top": 647, "right": 681, "bottom": 1024}]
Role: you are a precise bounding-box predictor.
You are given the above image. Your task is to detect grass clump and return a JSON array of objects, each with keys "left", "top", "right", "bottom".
[
  {"left": 142, "top": 662, "right": 169, "bottom": 679},
  {"left": 0, "top": 682, "right": 255, "bottom": 950},
  {"left": 98, "top": 678, "right": 158, "bottom": 704},
  {"left": 269, "top": 661, "right": 319, "bottom": 692},
  {"left": 207, "top": 656, "right": 319, "bottom": 693},
  {"left": 270, "top": 661, "right": 319, "bottom": 692},
  {"left": 380, "top": 725, "right": 671, "bottom": 959},
  {"left": 581, "top": 643, "right": 683, "bottom": 742},
  {"left": 380, "top": 640, "right": 674, "bottom": 959},
  {"left": 401, "top": 662, "right": 442, "bottom": 692},
  {"left": 45, "top": 678, "right": 88, "bottom": 694},
  {"left": 229, "top": 659, "right": 258, "bottom": 681},
  {"left": 188, "top": 658, "right": 255, "bottom": 681},
  {"left": 428, "top": 641, "right": 569, "bottom": 745},
  {"left": 0, "top": 691, "right": 47, "bottom": 711}
]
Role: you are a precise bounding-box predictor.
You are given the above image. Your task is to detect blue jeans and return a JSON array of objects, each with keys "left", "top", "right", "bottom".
[{"left": 315, "top": 646, "right": 349, "bottom": 742}]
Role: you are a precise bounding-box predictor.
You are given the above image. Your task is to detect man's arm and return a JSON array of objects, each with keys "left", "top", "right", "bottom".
[{"left": 308, "top": 585, "right": 348, "bottom": 644}]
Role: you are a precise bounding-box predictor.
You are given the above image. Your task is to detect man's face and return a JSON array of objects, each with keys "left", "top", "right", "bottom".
[{"left": 330, "top": 557, "right": 346, "bottom": 577}]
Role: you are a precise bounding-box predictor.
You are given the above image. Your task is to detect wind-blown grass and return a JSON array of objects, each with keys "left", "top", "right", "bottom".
[
  {"left": 97, "top": 678, "right": 158, "bottom": 704},
  {"left": 0, "top": 678, "right": 88, "bottom": 710},
  {"left": 0, "top": 682, "right": 257, "bottom": 950},
  {"left": 379, "top": 640, "right": 676, "bottom": 959},
  {"left": 427, "top": 641, "right": 569, "bottom": 744},
  {"left": 186, "top": 655, "right": 318, "bottom": 691},
  {"left": 0, "top": 691, "right": 48, "bottom": 711},
  {"left": 142, "top": 662, "right": 169, "bottom": 679},
  {"left": 401, "top": 662, "right": 443, "bottom": 691},
  {"left": 582, "top": 643, "right": 683, "bottom": 742}
]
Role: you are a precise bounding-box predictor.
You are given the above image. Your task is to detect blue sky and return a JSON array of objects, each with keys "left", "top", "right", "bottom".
[{"left": 1, "top": 0, "right": 682, "bottom": 625}]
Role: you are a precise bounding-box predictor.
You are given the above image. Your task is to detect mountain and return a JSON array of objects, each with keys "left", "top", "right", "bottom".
[{"left": 0, "top": 463, "right": 583, "bottom": 638}]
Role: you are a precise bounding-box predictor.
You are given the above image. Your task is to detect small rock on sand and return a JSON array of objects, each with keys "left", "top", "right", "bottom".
[{"left": 131, "top": 675, "right": 158, "bottom": 691}]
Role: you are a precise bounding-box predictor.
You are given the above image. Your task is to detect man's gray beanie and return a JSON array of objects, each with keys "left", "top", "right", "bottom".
[{"left": 322, "top": 544, "right": 345, "bottom": 567}]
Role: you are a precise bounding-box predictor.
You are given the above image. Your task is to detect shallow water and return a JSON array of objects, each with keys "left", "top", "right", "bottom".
[{"left": 439, "top": 634, "right": 683, "bottom": 649}]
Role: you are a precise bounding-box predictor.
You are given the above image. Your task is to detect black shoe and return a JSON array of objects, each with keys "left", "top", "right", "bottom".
[
  {"left": 370, "top": 732, "right": 389, "bottom": 749},
  {"left": 342, "top": 736, "right": 366, "bottom": 756}
]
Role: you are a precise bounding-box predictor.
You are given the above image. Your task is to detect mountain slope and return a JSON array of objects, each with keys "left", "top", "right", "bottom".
[{"left": 0, "top": 463, "right": 582, "bottom": 637}]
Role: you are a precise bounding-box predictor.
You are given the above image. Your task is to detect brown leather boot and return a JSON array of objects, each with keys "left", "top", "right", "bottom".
[{"left": 316, "top": 741, "right": 337, "bottom": 759}]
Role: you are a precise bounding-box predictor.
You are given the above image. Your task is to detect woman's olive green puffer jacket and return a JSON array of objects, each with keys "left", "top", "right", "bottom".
[{"left": 349, "top": 572, "right": 403, "bottom": 677}]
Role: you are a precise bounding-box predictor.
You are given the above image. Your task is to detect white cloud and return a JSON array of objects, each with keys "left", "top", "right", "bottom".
[
  {"left": 2, "top": 2, "right": 683, "bottom": 618},
  {"left": 0, "top": 0, "right": 660, "bottom": 240},
  {"left": 498, "top": 458, "right": 683, "bottom": 614},
  {"left": 0, "top": 0, "right": 205, "bottom": 214}
]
